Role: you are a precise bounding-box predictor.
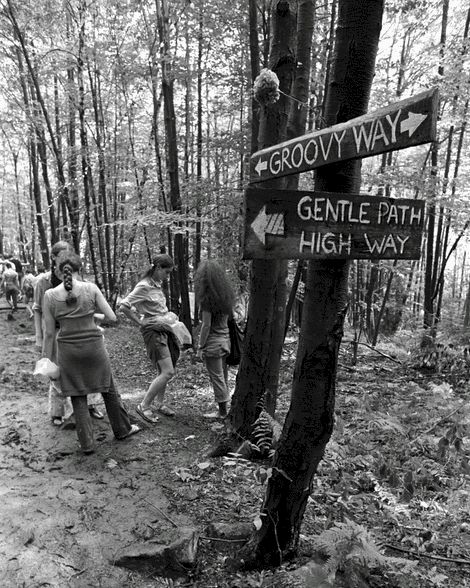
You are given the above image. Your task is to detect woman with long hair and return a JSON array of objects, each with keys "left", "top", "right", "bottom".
[
  {"left": 120, "top": 254, "right": 190, "bottom": 424},
  {"left": 42, "top": 252, "right": 139, "bottom": 454},
  {"left": 194, "top": 260, "right": 235, "bottom": 419}
]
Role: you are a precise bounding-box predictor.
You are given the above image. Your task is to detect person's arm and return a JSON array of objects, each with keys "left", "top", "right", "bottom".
[
  {"left": 93, "top": 285, "right": 117, "bottom": 323},
  {"left": 118, "top": 281, "right": 149, "bottom": 327},
  {"left": 197, "top": 310, "right": 212, "bottom": 357},
  {"left": 41, "top": 296, "right": 56, "bottom": 362},
  {"left": 33, "top": 278, "right": 47, "bottom": 349},
  {"left": 119, "top": 303, "right": 142, "bottom": 327}
]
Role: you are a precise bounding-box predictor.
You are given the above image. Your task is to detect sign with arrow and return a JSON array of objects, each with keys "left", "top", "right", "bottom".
[
  {"left": 250, "top": 88, "right": 438, "bottom": 182},
  {"left": 243, "top": 187, "right": 425, "bottom": 260}
]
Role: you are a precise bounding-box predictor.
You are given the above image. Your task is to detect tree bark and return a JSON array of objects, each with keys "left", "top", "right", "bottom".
[
  {"left": 230, "top": 0, "right": 298, "bottom": 435},
  {"left": 248, "top": 0, "right": 384, "bottom": 566},
  {"left": 423, "top": 0, "right": 449, "bottom": 334},
  {"left": 156, "top": 0, "right": 192, "bottom": 332}
]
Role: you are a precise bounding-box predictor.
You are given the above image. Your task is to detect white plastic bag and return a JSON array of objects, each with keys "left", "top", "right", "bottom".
[{"left": 33, "top": 358, "right": 60, "bottom": 379}]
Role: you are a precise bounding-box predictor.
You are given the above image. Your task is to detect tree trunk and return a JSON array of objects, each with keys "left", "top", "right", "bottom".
[
  {"left": 248, "top": 0, "right": 260, "bottom": 154},
  {"left": 423, "top": 0, "right": 449, "bottom": 335},
  {"left": 77, "top": 1, "right": 102, "bottom": 290},
  {"left": 7, "top": 0, "right": 79, "bottom": 250},
  {"left": 248, "top": 0, "right": 384, "bottom": 566},
  {"left": 14, "top": 43, "right": 49, "bottom": 267},
  {"left": 156, "top": 0, "right": 192, "bottom": 332},
  {"left": 230, "top": 0, "right": 298, "bottom": 435},
  {"left": 88, "top": 53, "right": 112, "bottom": 296}
]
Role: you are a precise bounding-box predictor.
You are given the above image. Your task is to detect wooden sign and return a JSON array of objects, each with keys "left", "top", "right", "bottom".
[
  {"left": 243, "top": 187, "right": 425, "bottom": 260},
  {"left": 250, "top": 88, "right": 438, "bottom": 182}
]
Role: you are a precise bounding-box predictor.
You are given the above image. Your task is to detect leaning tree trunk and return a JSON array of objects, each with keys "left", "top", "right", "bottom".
[
  {"left": 14, "top": 45, "right": 49, "bottom": 267},
  {"left": 247, "top": 0, "right": 384, "bottom": 566},
  {"left": 229, "top": 0, "right": 298, "bottom": 436}
]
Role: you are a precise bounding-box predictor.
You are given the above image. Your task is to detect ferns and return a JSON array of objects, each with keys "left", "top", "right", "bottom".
[
  {"left": 252, "top": 410, "right": 273, "bottom": 456},
  {"left": 313, "top": 518, "right": 417, "bottom": 584},
  {"left": 251, "top": 410, "right": 283, "bottom": 457}
]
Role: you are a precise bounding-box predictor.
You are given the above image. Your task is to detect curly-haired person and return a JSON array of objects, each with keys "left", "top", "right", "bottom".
[{"left": 194, "top": 260, "right": 236, "bottom": 419}]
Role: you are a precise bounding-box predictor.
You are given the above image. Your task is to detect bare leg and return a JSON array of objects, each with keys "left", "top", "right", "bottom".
[{"left": 141, "top": 356, "right": 175, "bottom": 409}]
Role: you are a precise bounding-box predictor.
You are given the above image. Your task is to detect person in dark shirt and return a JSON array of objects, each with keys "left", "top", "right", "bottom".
[{"left": 10, "top": 258, "right": 23, "bottom": 289}]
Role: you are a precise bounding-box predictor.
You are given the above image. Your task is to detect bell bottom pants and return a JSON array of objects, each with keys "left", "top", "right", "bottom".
[{"left": 71, "top": 391, "right": 131, "bottom": 453}]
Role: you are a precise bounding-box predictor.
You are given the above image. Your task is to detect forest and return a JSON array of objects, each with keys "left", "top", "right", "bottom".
[{"left": 1, "top": 0, "right": 470, "bottom": 587}]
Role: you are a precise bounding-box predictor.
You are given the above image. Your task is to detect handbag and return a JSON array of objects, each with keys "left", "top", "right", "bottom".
[
  {"left": 226, "top": 316, "right": 243, "bottom": 366},
  {"left": 33, "top": 358, "right": 60, "bottom": 379}
]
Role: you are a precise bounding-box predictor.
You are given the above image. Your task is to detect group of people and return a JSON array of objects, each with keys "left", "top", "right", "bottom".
[
  {"left": 30, "top": 242, "right": 237, "bottom": 455},
  {"left": 0, "top": 256, "right": 34, "bottom": 314}
]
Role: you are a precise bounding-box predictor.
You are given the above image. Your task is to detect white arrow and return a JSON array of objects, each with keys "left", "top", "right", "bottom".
[
  {"left": 251, "top": 205, "right": 285, "bottom": 245},
  {"left": 400, "top": 111, "right": 427, "bottom": 137},
  {"left": 255, "top": 158, "right": 268, "bottom": 176}
]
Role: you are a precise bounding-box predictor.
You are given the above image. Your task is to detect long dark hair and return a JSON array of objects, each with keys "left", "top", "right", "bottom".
[
  {"left": 142, "top": 254, "right": 174, "bottom": 279},
  {"left": 194, "top": 260, "right": 235, "bottom": 315},
  {"left": 58, "top": 252, "right": 82, "bottom": 306}
]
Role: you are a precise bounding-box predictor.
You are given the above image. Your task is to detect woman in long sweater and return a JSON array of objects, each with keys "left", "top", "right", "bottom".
[
  {"left": 34, "top": 240, "right": 103, "bottom": 426},
  {"left": 42, "top": 252, "right": 139, "bottom": 454}
]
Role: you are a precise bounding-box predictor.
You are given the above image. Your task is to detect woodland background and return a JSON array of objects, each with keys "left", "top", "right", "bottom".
[
  {"left": 1, "top": 0, "right": 470, "bottom": 584},
  {"left": 0, "top": 0, "right": 469, "bottom": 341}
]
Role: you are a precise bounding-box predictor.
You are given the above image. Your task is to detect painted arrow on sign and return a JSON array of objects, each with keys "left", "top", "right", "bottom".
[
  {"left": 250, "top": 87, "right": 438, "bottom": 182},
  {"left": 400, "top": 112, "right": 427, "bottom": 137},
  {"left": 243, "top": 187, "right": 425, "bottom": 260},
  {"left": 251, "top": 205, "right": 285, "bottom": 245}
]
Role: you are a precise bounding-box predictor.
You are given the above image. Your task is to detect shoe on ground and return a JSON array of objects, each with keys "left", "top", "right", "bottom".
[
  {"left": 116, "top": 424, "right": 141, "bottom": 440},
  {"left": 157, "top": 404, "right": 175, "bottom": 417},
  {"left": 136, "top": 404, "right": 159, "bottom": 424},
  {"left": 61, "top": 415, "right": 76, "bottom": 430},
  {"left": 203, "top": 411, "right": 224, "bottom": 420},
  {"left": 89, "top": 406, "right": 104, "bottom": 419}
]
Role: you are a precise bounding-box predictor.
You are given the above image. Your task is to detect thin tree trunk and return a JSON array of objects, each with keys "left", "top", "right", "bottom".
[
  {"left": 7, "top": 0, "right": 79, "bottom": 250},
  {"left": 77, "top": 1, "right": 102, "bottom": 290},
  {"left": 372, "top": 260, "right": 397, "bottom": 346},
  {"left": 156, "top": 0, "right": 192, "bottom": 332},
  {"left": 249, "top": 0, "right": 261, "bottom": 154},
  {"left": 423, "top": 0, "right": 449, "bottom": 334},
  {"left": 14, "top": 44, "right": 49, "bottom": 267}
]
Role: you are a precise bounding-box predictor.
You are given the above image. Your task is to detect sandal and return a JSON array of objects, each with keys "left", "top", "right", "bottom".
[
  {"left": 157, "top": 404, "right": 175, "bottom": 417},
  {"left": 136, "top": 404, "right": 159, "bottom": 424},
  {"left": 116, "top": 424, "right": 141, "bottom": 440}
]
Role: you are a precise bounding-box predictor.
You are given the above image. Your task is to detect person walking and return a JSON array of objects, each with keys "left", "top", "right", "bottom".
[
  {"left": 22, "top": 270, "right": 37, "bottom": 318},
  {"left": 194, "top": 260, "right": 235, "bottom": 419},
  {"left": 119, "top": 254, "right": 190, "bottom": 424},
  {"left": 42, "top": 252, "right": 139, "bottom": 454},
  {"left": 0, "top": 262, "right": 20, "bottom": 312},
  {"left": 33, "top": 241, "right": 103, "bottom": 426}
]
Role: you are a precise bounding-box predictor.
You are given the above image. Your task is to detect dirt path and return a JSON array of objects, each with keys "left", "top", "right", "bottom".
[
  {"left": 4, "top": 306, "right": 469, "bottom": 588},
  {"left": 0, "top": 307, "right": 219, "bottom": 587}
]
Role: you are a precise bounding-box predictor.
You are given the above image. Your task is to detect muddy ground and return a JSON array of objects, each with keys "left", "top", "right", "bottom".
[
  {"left": 0, "top": 305, "right": 244, "bottom": 587},
  {"left": 1, "top": 304, "right": 470, "bottom": 588}
]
